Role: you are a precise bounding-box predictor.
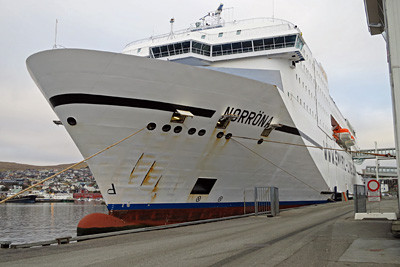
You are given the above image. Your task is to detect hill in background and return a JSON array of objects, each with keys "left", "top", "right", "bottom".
[{"left": 0, "top": 161, "right": 88, "bottom": 171}]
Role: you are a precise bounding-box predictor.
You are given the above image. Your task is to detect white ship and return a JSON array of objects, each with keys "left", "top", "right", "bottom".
[{"left": 27, "top": 5, "right": 362, "bottom": 233}]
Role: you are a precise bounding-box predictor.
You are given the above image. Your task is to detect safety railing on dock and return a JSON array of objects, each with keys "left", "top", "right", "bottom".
[{"left": 254, "top": 186, "right": 279, "bottom": 217}]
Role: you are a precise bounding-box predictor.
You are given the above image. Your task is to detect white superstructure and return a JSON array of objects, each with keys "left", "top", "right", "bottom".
[{"left": 27, "top": 5, "right": 362, "bottom": 226}]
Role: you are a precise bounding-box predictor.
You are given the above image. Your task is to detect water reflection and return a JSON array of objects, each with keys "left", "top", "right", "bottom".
[{"left": 0, "top": 202, "right": 108, "bottom": 244}]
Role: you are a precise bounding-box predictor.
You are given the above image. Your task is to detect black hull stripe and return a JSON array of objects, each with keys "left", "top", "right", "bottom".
[
  {"left": 49, "top": 94, "right": 216, "bottom": 118},
  {"left": 275, "top": 125, "right": 322, "bottom": 148}
]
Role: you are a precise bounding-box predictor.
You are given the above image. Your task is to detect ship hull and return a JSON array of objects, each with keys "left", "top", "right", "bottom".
[{"left": 27, "top": 49, "right": 356, "bottom": 230}]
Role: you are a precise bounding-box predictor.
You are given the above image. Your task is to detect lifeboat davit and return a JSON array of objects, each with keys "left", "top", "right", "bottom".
[{"left": 333, "top": 127, "right": 355, "bottom": 147}]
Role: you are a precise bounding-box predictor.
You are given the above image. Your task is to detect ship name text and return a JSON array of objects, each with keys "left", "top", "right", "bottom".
[{"left": 224, "top": 107, "right": 273, "bottom": 128}]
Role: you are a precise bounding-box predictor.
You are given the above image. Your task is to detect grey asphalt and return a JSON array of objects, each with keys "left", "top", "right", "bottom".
[{"left": 1, "top": 199, "right": 399, "bottom": 266}]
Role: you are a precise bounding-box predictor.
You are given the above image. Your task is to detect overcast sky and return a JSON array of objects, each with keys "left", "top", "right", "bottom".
[{"left": 0, "top": 0, "right": 394, "bottom": 166}]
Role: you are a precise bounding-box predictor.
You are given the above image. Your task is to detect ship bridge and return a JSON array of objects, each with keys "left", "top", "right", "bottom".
[{"left": 123, "top": 18, "right": 306, "bottom": 65}]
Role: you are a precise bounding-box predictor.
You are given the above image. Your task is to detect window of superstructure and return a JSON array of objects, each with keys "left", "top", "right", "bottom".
[
  {"left": 192, "top": 41, "right": 210, "bottom": 56},
  {"left": 137, "top": 48, "right": 142, "bottom": 53},
  {"left": 212, "top": 41, "right": 252, "bottom": 56},
  {"left": 274, "top": 36, "right": 285, "bottom": 48},
  {"left": 236, "top": 30, "right": 241, "bottom": 35},
  {"left": 168, "top": 44, "right": 176, "bottom": 56},
  {"left": 201, "top": 35, "right": 206, "bottom": 39},
  {"left": 151, "top": 41, "right": 191, "bottom": 58},
  {"left": 285, "top": 35, "right": 296, "bottom": 47},
  {"left": 242, "top": 41, "right": 252, "bottom": 52},
  {"left": 174, "top": 43, "right": 183, "bottom": 54},
  {"left": 253, "top": 39, "right": 264, "bottom": 51},
  {"left": 218, "top": 32, "right": 223, "bottom": 37},
  {"left": 212, "top": 45, "right": 222, "bottom": 56},
  {"left": 151, "top": 46, "right": 161, "bottom": 58},
  {"left": 222, "top": 43, "right": 232, "bottom": 55},
  {"left": 295, "top": 37, "right": 304, "bottom": 50},
  {"left": 160, "top": 45, "right": 168, "bottom": 57},
  {"left": 232, "top": 42, "right": 243, "bottom": 54}
]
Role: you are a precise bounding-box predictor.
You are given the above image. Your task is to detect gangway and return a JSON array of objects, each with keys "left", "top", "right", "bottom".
[
  {"left": 352, "top": 147, "right": 396, "bottom": 164},
  {"left": 362, "top": 166, "right": 398, "bottom": 178}
]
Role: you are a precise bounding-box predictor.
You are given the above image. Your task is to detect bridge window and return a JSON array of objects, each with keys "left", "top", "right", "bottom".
[
  {"left": 274, "top": 36, "right": 285, "bottom": 48},
  {"left": 150, "top": 34, "right": 300, "bottom": 59},
  {"left": 285, "top": 35, "right": 296, "bottom": 46},
  {"left": 192, "top": 41, "right": 210, "bottom": 56},
  {"left": 296, "top": 37, "right": 304, "bottom": 50},
  {"left": 212, "top": 40, "right": 253, "bottom": 56},
  {"left": 151, "top": 41, "right": 190, "bottom": 58}
]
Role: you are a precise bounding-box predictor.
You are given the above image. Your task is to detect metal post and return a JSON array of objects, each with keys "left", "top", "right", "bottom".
[
  {"left": 254, "top": 187, "right": 258, "bottom": 215},
  {"left": 354, "top": 184, "right": 359, "bottom": 213},
  {"left": 271, "top": 187, "right": 276, "bottom": 217}
]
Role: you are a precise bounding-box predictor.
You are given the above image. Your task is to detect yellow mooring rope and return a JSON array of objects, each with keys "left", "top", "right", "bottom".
[{"left": 0, "top": 127, "right": 145, "bottom": 204}]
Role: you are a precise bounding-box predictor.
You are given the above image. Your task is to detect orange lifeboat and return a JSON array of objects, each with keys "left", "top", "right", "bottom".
[{"left": 333, "top": 126, "right": 355, "bottom": 147}]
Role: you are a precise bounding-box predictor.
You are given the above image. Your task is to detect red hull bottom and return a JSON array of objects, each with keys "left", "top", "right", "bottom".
[{"left": 77, "top": 204, "right": 305, "bottom": 236}]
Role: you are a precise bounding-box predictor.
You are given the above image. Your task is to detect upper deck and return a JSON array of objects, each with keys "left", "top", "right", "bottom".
[{"left": 122, "top": 18, "right": 306, "bottom": 64}]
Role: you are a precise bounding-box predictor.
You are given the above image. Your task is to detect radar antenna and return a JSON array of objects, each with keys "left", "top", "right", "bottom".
[{"left": 197, "top": 3, "right": 224, "bottom": 28}]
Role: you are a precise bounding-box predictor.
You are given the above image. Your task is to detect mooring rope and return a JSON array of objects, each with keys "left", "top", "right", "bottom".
[
  {"left": 0, "top": 127, "right": 146, "bottom": 204},
  {"left": 230, "top": 137, "right": 321, "bottom": 193}
]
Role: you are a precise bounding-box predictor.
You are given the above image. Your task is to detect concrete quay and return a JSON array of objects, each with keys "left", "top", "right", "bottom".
[{"left": 1, "top": 200, "right": 399, "bottom": 266}]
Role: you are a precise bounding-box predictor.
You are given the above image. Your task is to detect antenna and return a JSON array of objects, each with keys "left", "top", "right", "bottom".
[
  {"left": 53, "top": 19, "right": 58, "bottom": 49},
  {"left": 272, "top": 0, "right": 275, "bottom": 20},
  {"left": 168, "top": 18, "right": 175, "bottom": 39}
]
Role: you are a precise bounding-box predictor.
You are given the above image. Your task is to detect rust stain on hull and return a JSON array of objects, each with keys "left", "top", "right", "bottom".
[
  {"left": 141, "top": 161, "right": 157, "bottom": 186},
  {"left": 128, "top": 153, "right": 144, "bottom": 184}
]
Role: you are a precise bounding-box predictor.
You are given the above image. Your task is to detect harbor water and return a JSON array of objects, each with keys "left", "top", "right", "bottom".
[{"left": 0, "top": 202, "right": 108, "bottom": 244}]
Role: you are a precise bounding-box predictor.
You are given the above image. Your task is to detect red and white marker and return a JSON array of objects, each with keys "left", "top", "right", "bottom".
[{"left": 367, "top": 179, "right": 380, "bottom": 192}]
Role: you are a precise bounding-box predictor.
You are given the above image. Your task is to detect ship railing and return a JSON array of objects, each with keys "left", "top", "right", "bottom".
[{"left": 124, "top": 17, "right": 297, "bottom": 49}]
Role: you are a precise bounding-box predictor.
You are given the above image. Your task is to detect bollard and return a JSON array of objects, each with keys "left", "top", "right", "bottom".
[
  {"left": 56, "top": 236, "right": 72, "bottom": 245},
  {"left": 1, "top": 241, "right": 11, "bottom": 249}
]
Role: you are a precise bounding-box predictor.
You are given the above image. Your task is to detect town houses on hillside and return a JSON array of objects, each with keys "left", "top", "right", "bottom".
[{"left": 0, "top": 167, "right": 101, "bottom": 199}]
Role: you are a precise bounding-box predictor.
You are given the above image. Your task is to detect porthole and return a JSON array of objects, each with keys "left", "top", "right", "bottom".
[
  {"left": 188, "top": 128, "right": 196, "bottom": 135},
  {"left": 225, "top": 133, "right": 232, "bottom": 139},
  {"left": 67, "top": 117, "right": 77, "bottom": 126},
  {"left": 216, "top": 132, "right": 224, "bottom": 138},
  {"left": 257, "top": 138, "right": 264, "bottom": 144},
  {"left": 173, "top": 126, "right": 182, "bottom": 133},
  {"left": 162, "top": 124, "right": 171, "bottom": 132},
  {"left": 198, "top": 129, "right": 206, "bottom": 136},
  {"left": 147, "top": 122, "right": 156, "bottom": 130}
]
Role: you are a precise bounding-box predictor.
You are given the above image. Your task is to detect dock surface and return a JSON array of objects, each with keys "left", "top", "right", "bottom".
[{"left": 1, "top": 200, "right": 399, "bottom": 266}]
